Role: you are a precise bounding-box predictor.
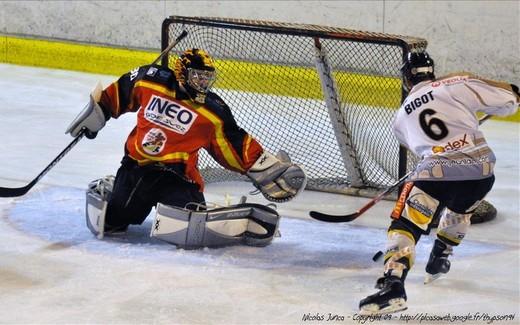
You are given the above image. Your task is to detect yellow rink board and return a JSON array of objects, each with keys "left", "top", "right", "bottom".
[{"left": 1, "top": 35, "right": 518, "bottom": 122}]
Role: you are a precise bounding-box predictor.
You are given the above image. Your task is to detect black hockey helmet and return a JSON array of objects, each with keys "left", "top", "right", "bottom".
[
  {"left": 174, "top": 48, "right": 216, "bottom": 103},
  {"left": 401, "top": 51, "right": 435, "bottom": 91}
]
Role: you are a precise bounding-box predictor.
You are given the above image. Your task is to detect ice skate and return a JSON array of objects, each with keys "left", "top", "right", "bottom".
[
  {"left": 359, "top": 275, "right": 407, "bottom": 315},
  {"left": 424, "top": 239, "right": 452, "bottom": 284}
]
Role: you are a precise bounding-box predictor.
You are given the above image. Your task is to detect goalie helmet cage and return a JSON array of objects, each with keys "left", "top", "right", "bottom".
[{"left": 161, "top": 15, "right": 426, "bottom": 197}]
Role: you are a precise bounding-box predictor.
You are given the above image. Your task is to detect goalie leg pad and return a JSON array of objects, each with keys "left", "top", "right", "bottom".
[
  {"left": 150, "top": 203, "right": 280, "bottom": 249},
  {"left": 86, "top": 176, "right": 115, "bottom": 239}
]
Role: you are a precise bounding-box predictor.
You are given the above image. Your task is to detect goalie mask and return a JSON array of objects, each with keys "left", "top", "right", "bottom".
[
  {"left": 401, "top": 51, "right": 435, "bottom": 91},
  {"left": 174, "top": 48, "right": 216, "bottom": 103}
]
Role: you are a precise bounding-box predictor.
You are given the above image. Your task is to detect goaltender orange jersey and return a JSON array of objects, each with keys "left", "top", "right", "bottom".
[{"left": 98, "top": 64, "right": 264, "bottom": 191}]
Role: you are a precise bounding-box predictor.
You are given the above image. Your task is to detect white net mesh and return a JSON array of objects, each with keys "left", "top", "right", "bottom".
[{"left": 162, "top": 16, "right": 426, "bottom": 194}]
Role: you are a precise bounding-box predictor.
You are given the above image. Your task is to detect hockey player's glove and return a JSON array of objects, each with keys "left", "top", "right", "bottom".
[
  {"left": 246, "top": 150, "right": 307, "bottom": 203},
  {"left": 65, "top": 82, "right": 110, "bottom": 139}
]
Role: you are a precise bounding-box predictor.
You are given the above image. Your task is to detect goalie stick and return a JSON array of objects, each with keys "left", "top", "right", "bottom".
[
  {"left": 0, "top": 30, "right": 189, "bottom": 198},
  {"left": 309, "top": 114, "right": 492, "bottom": 223},
  {"left": 152, "top": 29, "right": 188, "bottom": 65}
]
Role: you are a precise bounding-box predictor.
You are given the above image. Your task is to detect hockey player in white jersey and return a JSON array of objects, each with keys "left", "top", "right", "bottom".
[{"left": 359, "top": 51, "right": 520, "bottom": 315}]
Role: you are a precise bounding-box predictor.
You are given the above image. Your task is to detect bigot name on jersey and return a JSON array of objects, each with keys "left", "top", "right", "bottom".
[
  {"left": 144, "top": 95, "right": 198, "bottom": 134},
  {"left": 404, "top": 90, "right": 434, "bottom": 114}
]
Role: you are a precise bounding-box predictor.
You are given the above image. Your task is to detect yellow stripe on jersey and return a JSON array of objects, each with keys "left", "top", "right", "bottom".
[
  {"left": 134, "top": 142, "right": 190, "bottom": 163},
  {"left": 134, "top": 80, "right": 176, "bottom": 98},
  {"left": 114, "top": 82, "right": 121, "bottom": 116},
  {"left": 195, "top": 107, "right": 245, "bottom": 172},
  {"left": 244, "top": 135, "right": 253, "bottom": 164}
]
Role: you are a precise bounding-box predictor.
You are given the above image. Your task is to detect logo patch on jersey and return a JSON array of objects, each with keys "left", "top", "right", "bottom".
[
  {"left": 158, "top": 70, "right": 172, "bottom": 79},
  {"left": 432, "top": 133, "right": 473, "bottom": 153},
  {"left": 144, "top": 95, "right": 198, "bottom": 134},
  {"left": 431, "top": 76, "right": 468, "bottom": 88},
  {"left": 146, "top": 67, "right": 158, "bottom": 77},
  {"left": 142, "top": 128, "right": 167, "bottom": 155},
  {"left": 407, "top": 197, "right": 434, "bottom": 218}
]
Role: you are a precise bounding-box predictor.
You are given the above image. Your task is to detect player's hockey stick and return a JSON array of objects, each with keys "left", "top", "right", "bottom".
[
  {"left": 309, "top": 170, "right": 413, "bottom": 223},
  {"left": 309, "top": 114, "right": 492, "bottom": 223},
  {"left": 0, "top": 129, "right": 86, "bottom": 197},
  {"left": 0, "top": 31, "right": 189, "bottom": 198}
]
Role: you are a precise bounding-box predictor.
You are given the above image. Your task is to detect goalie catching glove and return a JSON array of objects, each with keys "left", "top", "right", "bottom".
[
  {"left": 65, "top": 82, "right": 109, "bottom": 139},
  {"left": 246, "top": 150, "right": 307, "bottom": 202}
]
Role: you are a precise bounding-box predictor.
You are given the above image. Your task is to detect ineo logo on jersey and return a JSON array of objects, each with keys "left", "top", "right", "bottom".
[
  {"left": 142, "top": 128, "right": 167, "bottom": 155},
  {"left": 144, "top": 95, "right": 198, "bottom": 134}
]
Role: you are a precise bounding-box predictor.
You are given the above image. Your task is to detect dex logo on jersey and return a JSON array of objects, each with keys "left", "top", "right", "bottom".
[
  {"left": 144, "top": 95, "right": 198, "bottom": 134},
  {"left": 432, "top": 133, "right": 474, "bottom": 154}
]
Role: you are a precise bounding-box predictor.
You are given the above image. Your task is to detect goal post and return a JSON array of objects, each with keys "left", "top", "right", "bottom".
[{"left": 161, "top": 15, "right": 427, "bottom": 196}]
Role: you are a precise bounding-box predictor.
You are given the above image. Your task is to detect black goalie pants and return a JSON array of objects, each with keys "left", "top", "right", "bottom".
[{"left": 105, "top": 158, "right": 206, "bottom": 228}]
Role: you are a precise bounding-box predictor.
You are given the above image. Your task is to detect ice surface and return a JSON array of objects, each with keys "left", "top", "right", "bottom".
[{"left": 0, "top": 63, "right": 518, "bottom": 324}]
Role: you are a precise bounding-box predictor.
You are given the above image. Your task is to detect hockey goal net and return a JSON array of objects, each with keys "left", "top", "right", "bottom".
[{"left": 161, "top": 15, "right": 426, "bottom": 196}]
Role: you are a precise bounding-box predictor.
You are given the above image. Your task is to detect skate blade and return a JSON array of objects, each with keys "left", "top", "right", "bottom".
[
  {"left": 359, "top": 298, "right": 407, "bottom": 316},
  {"left": 424, "top": 273, "right": 442, "bottom": 284}
]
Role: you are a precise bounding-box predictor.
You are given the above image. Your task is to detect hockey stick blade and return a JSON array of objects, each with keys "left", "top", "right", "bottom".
[
  {"left": 308, "top": 171, "right": 410, "bottom": 223},
  {"left": 308, "top": 190, "right": 389, "bottom": 223},
  {"left": 0, "top": 131, "right": 85, "bottom": 197},
  {"left": 309, "top": 210, "right": 360, "bottom": 222}
]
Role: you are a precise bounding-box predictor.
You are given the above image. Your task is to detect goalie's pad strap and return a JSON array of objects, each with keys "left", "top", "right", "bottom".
[{"left": 150, "top": 203, "right": 280, "bottom": 249}]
